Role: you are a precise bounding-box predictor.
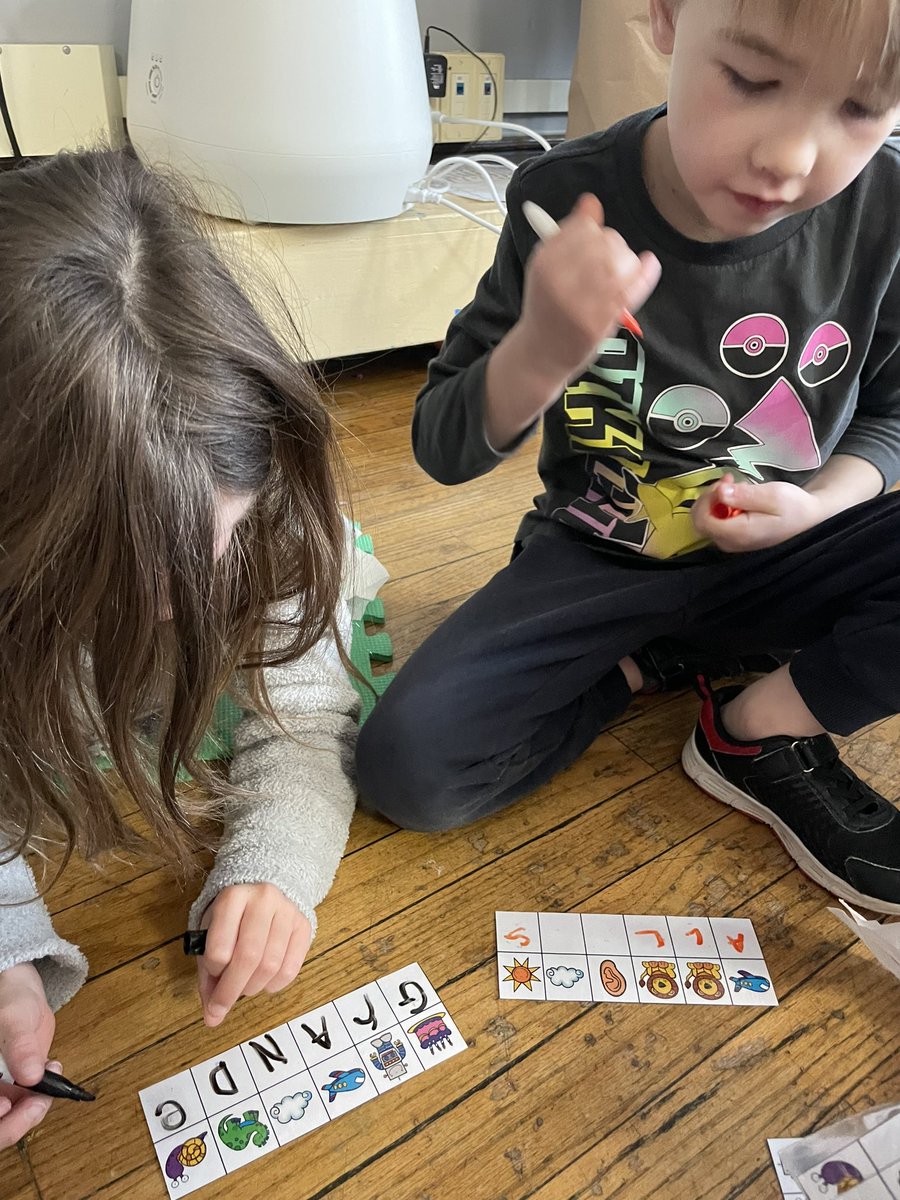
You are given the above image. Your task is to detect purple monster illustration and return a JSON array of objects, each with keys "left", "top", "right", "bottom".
[{"left": 812, "top": 1160, "right": 864, "bottom": 1193}]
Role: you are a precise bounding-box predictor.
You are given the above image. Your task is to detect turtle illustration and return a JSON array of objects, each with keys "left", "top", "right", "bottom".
[{"left": 217, "top": 1110, "right": 270, "bottom": 1151}]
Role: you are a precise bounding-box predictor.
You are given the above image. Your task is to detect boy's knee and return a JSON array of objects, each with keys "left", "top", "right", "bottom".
[{"left": 355, "top": 689, "right": 465, "bottom": 831}]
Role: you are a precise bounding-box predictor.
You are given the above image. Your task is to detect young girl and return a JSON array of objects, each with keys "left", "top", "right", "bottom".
[{"left": 0, "top": 148, "right": 359, "bottom": 1149}]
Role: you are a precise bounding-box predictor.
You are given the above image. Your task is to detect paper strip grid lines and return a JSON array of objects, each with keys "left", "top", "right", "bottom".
[
  {"left": 768, "top": 1139, "right": 805, "bottom": 1198},
  {"left": 791, "top": 1112, "right": 900, "bottom": 1199},
  {"left": 139, "top": 963, "right": 465, "bottom": 1196},
  {"left": 495, "top": 912, "right": 778, "bottom": 1007}
]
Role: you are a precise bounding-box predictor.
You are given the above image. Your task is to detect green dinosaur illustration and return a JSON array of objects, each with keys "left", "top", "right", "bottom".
[{"left": 217, "top": 1110, "right": 270, "bottom": 1151}]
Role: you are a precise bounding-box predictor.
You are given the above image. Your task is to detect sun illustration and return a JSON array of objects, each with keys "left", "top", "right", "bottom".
[{"left": 504, "top": 957, "right": 541, "bottom": 992}]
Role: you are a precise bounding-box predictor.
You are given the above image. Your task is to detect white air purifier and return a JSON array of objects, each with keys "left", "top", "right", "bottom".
[{"left": 127, "top": 0, "right": 433, "bottom": 224}]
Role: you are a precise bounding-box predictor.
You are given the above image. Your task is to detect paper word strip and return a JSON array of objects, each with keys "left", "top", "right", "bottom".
[
  {"left": 140, "top": 962, "right": 465, "bottom": 1196},
  {"left": 790, "top": 1113, "right": 900, "bottom": 1199},
  {"left": 769, "top": 1139, "right": 805, "bottom": 1198},
  {"left": 495, "top": 911, "right": 778, "bottom": 1007}
]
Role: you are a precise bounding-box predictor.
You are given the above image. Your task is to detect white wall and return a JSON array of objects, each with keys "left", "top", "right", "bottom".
[
  {"left": 0, "top": 0, "right": 132, "bottom": 70},
  {"left": 416, "top": 0, "right": 579, "bottom": 80},
  {"left": 0, "top": 0, "right": 579, "bottom": 81}
]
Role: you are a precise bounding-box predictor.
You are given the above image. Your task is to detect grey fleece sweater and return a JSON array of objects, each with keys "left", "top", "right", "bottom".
[{"left": 0, "top": 600, "right": 359, "bottom": 1012}]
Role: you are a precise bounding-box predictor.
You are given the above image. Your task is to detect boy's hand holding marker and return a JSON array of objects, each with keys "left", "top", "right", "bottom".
[
  {"left": 484, "top": 195, "right": 660, "bottom": 451},
  {"left": 519, "top": 195, "right": 659, "bottom": 385},
  {"left": 694, "top": 473, "right": 829, "bottom": 552}
]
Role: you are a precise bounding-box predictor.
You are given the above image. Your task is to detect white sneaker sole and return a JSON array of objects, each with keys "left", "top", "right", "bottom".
[{"left": 682, "top": 731, "right": 900, "bottom": 917}]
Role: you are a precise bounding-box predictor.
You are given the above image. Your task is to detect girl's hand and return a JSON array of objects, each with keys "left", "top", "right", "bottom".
[
  {"left": 518, "top": 193, "right": 661, "bottom": 386},
  {"left": 196, "top": 884, "right": 312, "bottom": 1028},
  {"left": 0, "top": 963, "right": 57, "bottom": 1150},
  {"left": 692, "top": 474, "right": 828, "bottom": 552}
]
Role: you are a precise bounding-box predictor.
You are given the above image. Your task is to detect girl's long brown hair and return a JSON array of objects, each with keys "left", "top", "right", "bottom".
[{"left": 0, "top": 148, "right": 346, "bottom": 882}]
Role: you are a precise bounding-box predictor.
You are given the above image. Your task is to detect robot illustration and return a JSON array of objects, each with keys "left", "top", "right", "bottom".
[{"left": 370, "top": 1034, "right": 408, "bottom": 1081}]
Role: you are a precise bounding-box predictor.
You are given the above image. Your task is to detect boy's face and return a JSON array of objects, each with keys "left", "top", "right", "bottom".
[{"left": 649, "top": 0, "right": 900, "bottom": 241}]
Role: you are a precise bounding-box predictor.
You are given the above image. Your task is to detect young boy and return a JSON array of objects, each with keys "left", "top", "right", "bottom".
[{"left": 357, "top": 0, "right": 900, "bottom": 914}]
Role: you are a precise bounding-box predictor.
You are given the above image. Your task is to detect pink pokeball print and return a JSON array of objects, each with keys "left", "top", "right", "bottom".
[
  {"left": 719, "top": 313, "right": 789, "bottom": 378},
  {"left": 798, "top": 321, "right": 851, "bottom": 387}
]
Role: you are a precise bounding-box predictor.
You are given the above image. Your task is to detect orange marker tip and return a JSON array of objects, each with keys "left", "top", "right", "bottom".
[{"left": 621, "top": 310, "right": 643, "bottom": 339}]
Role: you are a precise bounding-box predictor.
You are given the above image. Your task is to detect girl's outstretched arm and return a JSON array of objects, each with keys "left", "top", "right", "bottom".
[{"left": 188, "top": 601, "right": 359, "bottom": 1023}]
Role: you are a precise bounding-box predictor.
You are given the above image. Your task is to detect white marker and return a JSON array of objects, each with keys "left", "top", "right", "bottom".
[{"left": 521, "top": 199, "right": 644, "bottom": 339}]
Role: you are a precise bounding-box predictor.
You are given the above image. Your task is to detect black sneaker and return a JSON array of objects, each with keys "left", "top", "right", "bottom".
[
  {"left": 633, "top": 637, "right": 790, "bottom": 694},
  {"left": 682, "top": 676, "right": 900, "bottom": 915}
]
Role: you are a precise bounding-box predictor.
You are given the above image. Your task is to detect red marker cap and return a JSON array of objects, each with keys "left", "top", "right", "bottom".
[{"left": 711, "top": 503, "right": 744, "bottom": 520}]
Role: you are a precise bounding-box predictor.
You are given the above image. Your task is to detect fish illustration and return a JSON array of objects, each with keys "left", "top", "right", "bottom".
[
  {"left": 730, "top": 970, "right": 771, "bottom": 993},
  {"left": 321, "top": 1067, "right": 366, "bottom": 1102}
]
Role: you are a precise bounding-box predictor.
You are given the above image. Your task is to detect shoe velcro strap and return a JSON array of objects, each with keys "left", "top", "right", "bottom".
[
  {"left": 750, "top": 735, "right": 838, "bottom": 782},
  {"left": 633, "top": 647, "right": 681, "bottom": 691}
]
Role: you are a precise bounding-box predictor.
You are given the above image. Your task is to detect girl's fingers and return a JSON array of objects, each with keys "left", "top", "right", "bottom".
[
  {"left": 263, "top": 923, "right": 311, "bottom": 994},
  {"left": 242, "top": 910, "right": 294, "bottom": 998},
  {"left": 0, "top": 1094, "right": 52, "bottom": 1151},
  {"left": 196, "top": 962, "right": 216, "bottom": 1013},
  {"left": 199, "top": 893, "right": 244, "bottom": 979},
  {"left": 204, "top": 904, "right": 275, "bottom": 1027}
]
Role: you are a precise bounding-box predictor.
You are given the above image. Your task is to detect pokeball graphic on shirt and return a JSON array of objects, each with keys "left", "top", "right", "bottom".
[
  {"left": 798, "top": 321, "right": 851, "bottom": 387},
  {"left": 646, "top": 385, "right": 731, "bottom": 451},
  {"left": 719, "top": 313, "right": 789, "bottom": 378}
]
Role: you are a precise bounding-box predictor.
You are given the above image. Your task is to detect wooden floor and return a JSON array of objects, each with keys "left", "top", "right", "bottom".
[{"left": 6, "top": 349, "right": 900, "bottom": 1200}]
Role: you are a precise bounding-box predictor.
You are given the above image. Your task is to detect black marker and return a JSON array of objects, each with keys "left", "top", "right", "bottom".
[
  {"left": 183, "top": 929, "right": 207, "bottom": 956},
  {"left": 0, "top": 1053, "right": 95, "bottom": 1102}
]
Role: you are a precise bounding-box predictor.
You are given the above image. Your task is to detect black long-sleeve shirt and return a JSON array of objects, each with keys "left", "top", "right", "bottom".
[{"left": 413, "top": 107, "right": 900, "bottom": 559}]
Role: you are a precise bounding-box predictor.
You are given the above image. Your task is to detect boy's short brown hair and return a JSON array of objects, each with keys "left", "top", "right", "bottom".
[{"left": 738, "top": 0, "right": 900, "bottom": 98}]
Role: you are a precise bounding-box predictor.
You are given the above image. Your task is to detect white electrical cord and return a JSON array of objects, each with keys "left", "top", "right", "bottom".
[
  {"left": 430, "top": 111, "right": 552, "bottom": 152},
  {"left": 403, "top": 186, "right": 504, "bottom": 233},
  {"left": 404, "top": 112, "right": 552, "bottom": 235},
  {"left": 426, "top": 156, "right": 511, "bottom": 209}
]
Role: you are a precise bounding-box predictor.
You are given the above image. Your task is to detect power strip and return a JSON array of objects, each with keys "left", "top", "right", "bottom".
[{"left": 430, "top": 51, "right": 505, "bottom": 143}]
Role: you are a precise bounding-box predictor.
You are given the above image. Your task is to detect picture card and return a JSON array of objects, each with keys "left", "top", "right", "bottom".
[
  {"left": 768, "top": 1138, "right": 805, "bottom": 1198},
  {"left": 140, "top": 962, "right": 465, "bottom": 1195},
  {"left": 781, "top": 1107, "right": 900, "bottom": 1200},
  {"left": 496, "top": 912, "right": 778, "bottom": 1007},
  {"left": 830, "top": 901, "right": 900, "bottom": 985}
]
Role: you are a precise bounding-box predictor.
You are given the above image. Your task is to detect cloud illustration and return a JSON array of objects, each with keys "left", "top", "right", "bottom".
[
  {"left": 270, "top": 1091, "right": 313, "bottom": 1123},
  {"left": 546, "top": 966, "right": 584, "bottom": 989}
]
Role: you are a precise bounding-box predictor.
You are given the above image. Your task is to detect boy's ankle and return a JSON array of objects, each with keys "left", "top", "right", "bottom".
[{"left": 719, "top": 674, "right": 825, "bottom": 743}]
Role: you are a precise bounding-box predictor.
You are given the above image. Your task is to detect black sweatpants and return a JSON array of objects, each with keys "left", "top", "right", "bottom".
[{"left": 356, "top": 494, "right": 900, "bottom": 832}]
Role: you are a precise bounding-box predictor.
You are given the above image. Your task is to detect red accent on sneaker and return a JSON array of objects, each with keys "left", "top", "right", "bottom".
[{"left": 699, "top": 696, "right": 762, "bottom": 757}]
